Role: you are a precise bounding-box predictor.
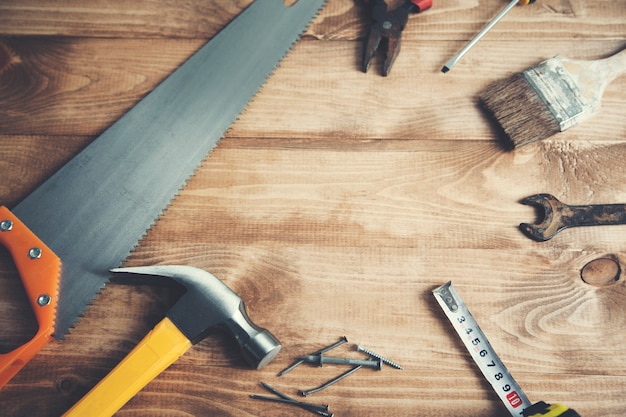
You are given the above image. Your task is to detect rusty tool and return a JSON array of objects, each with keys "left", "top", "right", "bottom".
[
  {"left": 520, "top": 193, "right": 626, "bottom": 241},
  {"left": 362, "top": 0, "right": 432, "bottom": 76}
]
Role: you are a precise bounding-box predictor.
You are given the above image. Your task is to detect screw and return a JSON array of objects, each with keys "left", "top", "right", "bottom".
[
  {"left": 298, "top": 354, "right": 382, "bottom": 370},
  {"left": 37, "top": 294, "right": 51, "bottom": 306},
  {"left": 356, "top": 345, "right": 404, "bottom": 370},
  {"left": 28, "top": 247, "right": 42, "bottom": 259},
  {"left": 0, "top": 219, "right": 13, "bottom": 231},
  {"left": 300, "top": 365, "right": 362, "bottom": 397},
  {"left": 278, "top": 336, "right": 348, "bottom": 376}
]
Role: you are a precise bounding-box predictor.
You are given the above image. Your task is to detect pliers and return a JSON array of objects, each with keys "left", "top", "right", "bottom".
[{"left": 362, "top": 0, "right": 432, "bottom": 76}]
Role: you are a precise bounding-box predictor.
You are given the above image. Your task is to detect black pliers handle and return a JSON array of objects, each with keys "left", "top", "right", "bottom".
[{"left": 362, "top": 0, "right": 432, "bottom": 76}]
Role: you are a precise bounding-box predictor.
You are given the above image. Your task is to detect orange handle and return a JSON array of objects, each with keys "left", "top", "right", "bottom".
[{"left": 0, "top": 206, "right": 61, "bottom": 388}]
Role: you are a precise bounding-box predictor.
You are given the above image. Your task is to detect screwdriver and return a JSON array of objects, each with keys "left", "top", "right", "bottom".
[{"left": 441, "top": 0, "right": 536, "bottom": 73}]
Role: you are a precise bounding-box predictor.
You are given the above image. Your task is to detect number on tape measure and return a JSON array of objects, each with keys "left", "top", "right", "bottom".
[{"left": 433, "top": 282, "right": 533, "bottom": 416}]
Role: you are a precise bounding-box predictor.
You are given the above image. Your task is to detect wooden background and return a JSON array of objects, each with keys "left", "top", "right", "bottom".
[{"left": 1, "top": 0, "right": 625, "bottom": 416}]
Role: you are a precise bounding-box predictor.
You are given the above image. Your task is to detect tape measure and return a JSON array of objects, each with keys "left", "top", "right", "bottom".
[{"left": 432, "top": 281, "right": 580, "bottom": 417}]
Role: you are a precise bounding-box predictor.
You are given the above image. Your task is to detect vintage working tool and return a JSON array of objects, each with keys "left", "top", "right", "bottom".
[
  {"left": 480, "top": 48, "right": 626, "bottom": 149},
  {"left": 0, "top": 0, "right": 327, "bottom": 389},
  {"left": 520, "top": 193, "right": 626, "bottom": 241},
  {"left": 64, "top": 265, "right": 281, "bottom": 416},
  {"left": 362, "top": 0, "right": 432, "bottom": 76},
  {"left": 441, "top": 0, "right": 536, "bottom": 73},
  {"left": 433, "top": 282, "right": 580, "bottom": 417}
]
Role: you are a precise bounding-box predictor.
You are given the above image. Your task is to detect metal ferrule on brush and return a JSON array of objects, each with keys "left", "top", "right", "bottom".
[{"left": 523, "top": 60, "right": 590, "bottom": 131}]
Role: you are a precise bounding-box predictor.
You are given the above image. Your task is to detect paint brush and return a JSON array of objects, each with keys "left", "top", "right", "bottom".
[{"left": 480, "top": 48, "right": 626, "bottom": 149}]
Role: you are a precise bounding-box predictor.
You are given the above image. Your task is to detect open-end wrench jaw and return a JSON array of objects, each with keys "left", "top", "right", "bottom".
[
  {"left": 519, "top": 193, "right": 565, "bottom": 241},
  {"left": 520, "top": 193, "right": 626, "bottom": 241}
]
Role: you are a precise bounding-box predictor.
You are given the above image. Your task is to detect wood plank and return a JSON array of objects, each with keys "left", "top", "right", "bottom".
[
  {"left": 4, "top": 135, "right": 626, "bottom": 246},
  {"left": 0, "top": 135, "right": 90, "bottom": 207},
  {"left": 1, "top": 37, "right": 624, "bottom": 141},
  {"left": 0, "top": 0, "right": 624, "bottom": 40},
  {"left": 0, "top": 37, "right": 205, "bottom": 136},
  {"left": 2, "top": 245, "right": 626, "bottom": 416},
  {"left": 0, "top": 0, "right": 252, "bottom": 38}
]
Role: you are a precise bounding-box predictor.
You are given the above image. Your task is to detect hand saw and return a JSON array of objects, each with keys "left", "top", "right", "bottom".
[{"left": 0, "top": 0, "right": 327, "bottom": 389}]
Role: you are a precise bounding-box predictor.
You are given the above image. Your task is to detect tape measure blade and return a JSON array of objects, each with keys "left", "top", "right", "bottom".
[{"left": 433, "top": 282, "right": 533, "bottom": 416}]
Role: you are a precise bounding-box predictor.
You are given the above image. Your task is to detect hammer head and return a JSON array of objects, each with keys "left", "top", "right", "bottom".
[{"left": 111, "top": 265, "right": 281, "bottom": 369}]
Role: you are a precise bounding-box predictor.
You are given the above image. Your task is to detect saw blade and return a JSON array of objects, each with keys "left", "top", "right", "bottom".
[{"left": 12, "top": 0, "right": 327, "bottom": 338}]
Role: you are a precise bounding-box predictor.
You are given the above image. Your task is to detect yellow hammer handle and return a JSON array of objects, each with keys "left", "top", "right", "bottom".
[{"left": 63, "top": 317, "right": 192, "bottom": 417}]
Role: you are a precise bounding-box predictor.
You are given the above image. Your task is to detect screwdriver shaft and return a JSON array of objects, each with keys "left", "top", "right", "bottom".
[{"left": 442, "top": 0, "right": 519, "bottom": 72}]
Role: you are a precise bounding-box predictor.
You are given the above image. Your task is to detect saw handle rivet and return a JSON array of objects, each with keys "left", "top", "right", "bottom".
[
  {"left": 0, "top": 219, "right": 13, "bottom": 231},
  {"left": 37, "top": 294, "right": 51, "bottom": 306},
  {"left": 28, "top": 247, "right": 42, "bottom": 259}
]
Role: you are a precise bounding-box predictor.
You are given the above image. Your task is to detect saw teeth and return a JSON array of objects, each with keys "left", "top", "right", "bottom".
[{"left": 12, "top": 0, "right": 329, "bottom": 341}]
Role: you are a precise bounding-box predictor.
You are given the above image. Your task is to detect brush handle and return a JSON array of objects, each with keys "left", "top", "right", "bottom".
[
  {"left": 589, "top": 48, "right": 626, "bottom": 85},
  {"left": 559, "top": 48, "right": 626, "bottom": 110}
]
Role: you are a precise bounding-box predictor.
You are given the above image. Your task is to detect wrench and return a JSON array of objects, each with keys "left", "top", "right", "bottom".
[{"left": 519, "top": 193, "right": 626, "bottom": 241}]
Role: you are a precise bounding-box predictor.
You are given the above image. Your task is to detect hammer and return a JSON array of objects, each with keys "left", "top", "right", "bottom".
[{"left": 63, "top": 265, "right": 281, "bottom": 417}]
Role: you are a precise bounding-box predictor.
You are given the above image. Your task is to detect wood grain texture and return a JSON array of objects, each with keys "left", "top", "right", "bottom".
[{"left": 0, "top": 0, "right": 625, "bottom": 416}]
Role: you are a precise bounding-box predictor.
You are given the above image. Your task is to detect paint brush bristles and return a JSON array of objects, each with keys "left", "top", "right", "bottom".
[{"left": 480, "top": 48, "right": 626, "bottom": 149}]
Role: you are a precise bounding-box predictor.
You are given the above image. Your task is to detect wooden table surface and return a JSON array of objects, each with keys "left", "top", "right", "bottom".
[{"left": 1, "top": 1, "right": 625, "bottom": 416}]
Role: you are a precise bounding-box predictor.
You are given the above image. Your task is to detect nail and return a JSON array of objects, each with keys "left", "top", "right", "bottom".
[
  {"left": 356, "top": 345, "right": 404, "bottom": 370},
  {"left": 300, "top": 365, "right": 362, "bottom": 396},
  {"left": 278, "top": 336, "right": 348, "bottom": 376},
  {"left": 250, "top": 395, "right": 333, "bottom": 416},
  {"left": 298, "top": 354, "right": 382, "bottom": 370},
  {"left": 260, "top": 382, "right": 329, "bottom": 411}
]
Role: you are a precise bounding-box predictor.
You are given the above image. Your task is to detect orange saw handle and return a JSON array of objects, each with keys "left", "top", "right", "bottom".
[
  {"left": 0, "top": 206, "right": 61, "bottom": 388},
  {"left": 63, "top": 317, "right": 192, "bottom": 417}
]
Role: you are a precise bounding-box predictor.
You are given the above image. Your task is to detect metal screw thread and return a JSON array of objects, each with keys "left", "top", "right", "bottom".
[{"left": 356, "top": 345, "right": 403, "bottom": 370}]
